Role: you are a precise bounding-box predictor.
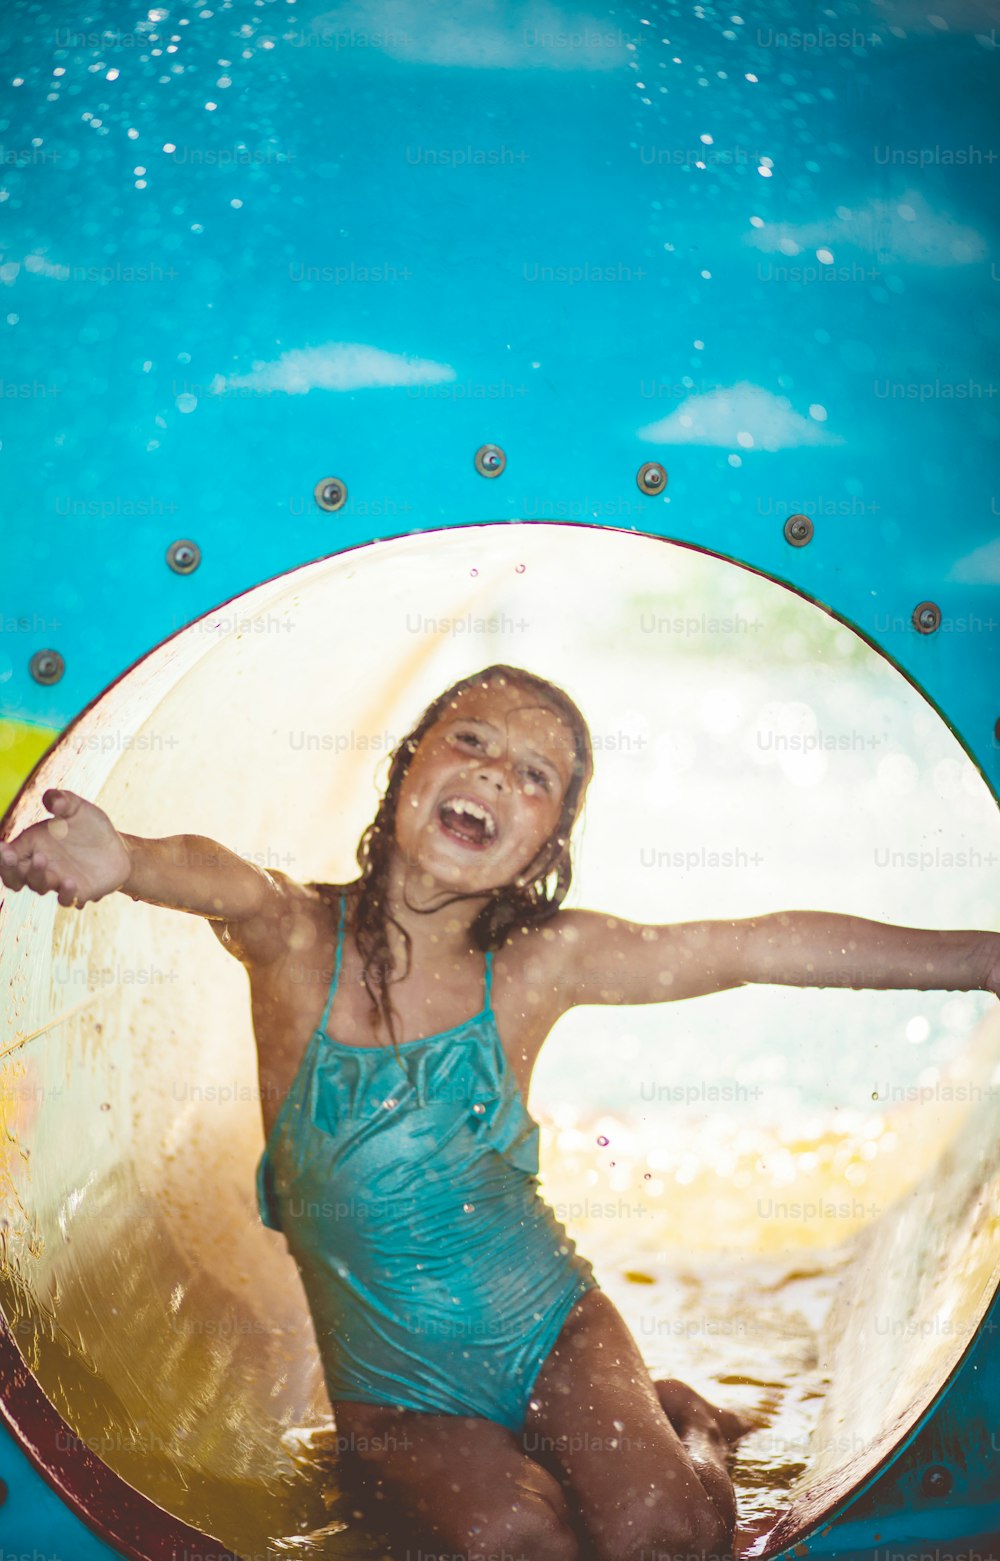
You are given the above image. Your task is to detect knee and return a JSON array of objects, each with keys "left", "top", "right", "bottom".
[
  {"left": 470, "top": 1494, "right": 579, "bottom": 1561},
  {"left": 597, "top": 1493, "right": 732, "bottom": 1561},
  {"left": 680, "top": 1494, "right": 732, "bottom": 1559}
]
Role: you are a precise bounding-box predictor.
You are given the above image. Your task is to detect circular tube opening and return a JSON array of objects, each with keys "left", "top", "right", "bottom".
[{"left": 1, "top": 523, "right": 997, "bottom": 1557}]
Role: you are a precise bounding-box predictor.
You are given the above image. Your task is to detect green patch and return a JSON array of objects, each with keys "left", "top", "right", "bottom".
[{"left": 0, "top": 720, "right": 60, "bottom": 817}]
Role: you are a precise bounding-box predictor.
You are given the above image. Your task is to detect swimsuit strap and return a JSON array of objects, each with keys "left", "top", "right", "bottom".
[
  {"left": 317, "top": 889, "right": 348, "bottom": 1035},
  {"left": 483, "top": 947, "right": 494, "bottom": 1010}
]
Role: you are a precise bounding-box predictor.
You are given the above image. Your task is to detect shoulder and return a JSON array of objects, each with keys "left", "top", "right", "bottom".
[
  {"left": 516, "top": 906, "right": 614, "bottom": 951},
  {"left": 492, "top": 906, "right": 609, "bottom": 988},
  {"left": 209, "top": 871, "right": 333, "bottom": 968},
  {"left": 500, "top": 906, "right": 707, "bottom": 1011}
]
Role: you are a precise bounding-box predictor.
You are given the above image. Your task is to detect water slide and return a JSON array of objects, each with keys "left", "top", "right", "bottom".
[{"left": 2, "top": 3, "right": 999, "bottom": 1558}]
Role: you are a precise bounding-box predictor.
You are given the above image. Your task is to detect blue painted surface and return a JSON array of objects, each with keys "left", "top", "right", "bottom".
[
  {"left": 2, "top": 1, "right": 999, "bottom": 759},
  {"left": 0, "top": 1422, "right": 126, "bottom": 1559},
  {"left": 1, "top": 0, "right": 998, "bottom": 1553}
]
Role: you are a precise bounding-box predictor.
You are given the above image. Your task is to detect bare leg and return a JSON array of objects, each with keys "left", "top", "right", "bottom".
[
  {"left": 333, "top": 1398, "right": 579, "bottom": 1561},
  {"left": 650, "top": 1378, "right": 757, "bottom": 1533},
  {"left": 653, "top": 1379, "right": 757, "bottom": 1446},
  {"left": 524, "top": 1291, "right": 734, "bottom": 1560}
]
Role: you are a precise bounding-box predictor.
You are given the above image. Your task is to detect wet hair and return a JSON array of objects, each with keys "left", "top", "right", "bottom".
[{"left": 319, "top": 664, "right": 593, "bottom": 1052}]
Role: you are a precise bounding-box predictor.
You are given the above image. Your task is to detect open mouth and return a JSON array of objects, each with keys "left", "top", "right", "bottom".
[{"left": 437, "top": 795, "right": 498, "bottom": 850}]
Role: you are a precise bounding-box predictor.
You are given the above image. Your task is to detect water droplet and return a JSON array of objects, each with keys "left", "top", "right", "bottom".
[
  {"left": 469, "top": 567, "right": 478, "bottom": 577},
  {"left": 462, "top": 1202, "right": 475, "bottom": 1213},
  {"left": 515, "top": 563, "right": 526, "bottom": 573},
  {"left": 597, "top": 1134, "right": 609, "bottom": 1146}
]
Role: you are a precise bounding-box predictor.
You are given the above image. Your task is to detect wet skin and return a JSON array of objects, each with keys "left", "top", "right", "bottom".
[{"left": 232, "top": 679, "right": 752, "bottom": 1559}]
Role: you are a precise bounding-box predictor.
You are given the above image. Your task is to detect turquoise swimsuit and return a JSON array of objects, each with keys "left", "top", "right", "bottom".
[{"left": 255, "top": 890, "right": 599, "bottom": 1433}]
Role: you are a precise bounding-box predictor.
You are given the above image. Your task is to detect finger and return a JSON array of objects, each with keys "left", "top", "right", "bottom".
[
  {"left": 0, "top": 843, "right": 27, "bottom": 882},
  {"left": 0, "top": 852, "right": 28, "bottom": 889},
  {"left": 59, "top": 875, "right": 83, "bottom": 907},
  {"left": 23, "top": 853, "right": 58, "bottom": 896},
  {"left": 42, "top": 788, "right": 81, "bottom": 817}
]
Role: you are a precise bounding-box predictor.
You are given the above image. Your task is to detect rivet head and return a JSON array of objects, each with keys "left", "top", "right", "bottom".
[
  {"left": 472, "top": 1102, "right": 486, "bottom": 1114},
  {"left": 784, "top": 513, "right": 814, "bottom": 547},
  {"left": 29, "top": 650, "right": 65, "bottom": 685},
  {"left": 474, "top": 444, "right": 506, "bottom": 478},
  {"left": 920, "top": 1464, "right": 952, "bottom": 1499},
  {"left": 166, "top": 539, "right": 201, "bottom": 574},
  {"left": 636, "top": 462, "right": 667, "bottom": 495},
  {"left": 912, "top": 600, "right": 941, "bottom": 635},
  {"left": 313, "top": 477, "right": 348, "bottom": 512}
]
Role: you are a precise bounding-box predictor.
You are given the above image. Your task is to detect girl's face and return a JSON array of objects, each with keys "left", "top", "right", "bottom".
[{"left": 392, "top": 680, "right": 581, "bottom": 897}]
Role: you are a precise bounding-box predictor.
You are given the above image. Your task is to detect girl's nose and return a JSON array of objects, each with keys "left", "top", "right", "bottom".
[{"left": 478, "top": 764, "right": 509, "bottom": 792}]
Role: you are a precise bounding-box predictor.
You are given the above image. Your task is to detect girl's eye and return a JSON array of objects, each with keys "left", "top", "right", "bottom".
[{"left": 452, "top": 731, "right": 552, "bottom": 789}]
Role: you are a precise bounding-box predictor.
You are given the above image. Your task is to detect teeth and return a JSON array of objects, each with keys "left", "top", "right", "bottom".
[{"left": 443, "top": 797, "right": 496, "bottom": 838}]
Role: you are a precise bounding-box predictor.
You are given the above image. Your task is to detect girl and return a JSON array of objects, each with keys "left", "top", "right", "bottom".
[{"left": 2, "top": 663, "right": 997, "bottom": 1561}]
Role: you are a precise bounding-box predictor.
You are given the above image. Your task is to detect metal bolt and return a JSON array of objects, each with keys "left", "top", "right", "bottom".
[
  {"left": 29, "top": 650, "right": 65, "bottom": 686},
  {"left": 919, "top": 1464, "right": 952, "bottom": 1499},
  {"left": 912, "top": 600, "right": 941, "bottom": 635},
  {"left": 313, "top": 477, "right": 348, "bottom": 512},
  {"left": 166, "top": 539, "right": 201, "bottom": 574},
  {"left": 784, "top": 513, "right": 814, "bottom": 547},
  {"left": 475, "top": 444, "right": 506, "bottom": 478},
  {"left": 636, "top": 462, "right": 667, "bottom": 495}
]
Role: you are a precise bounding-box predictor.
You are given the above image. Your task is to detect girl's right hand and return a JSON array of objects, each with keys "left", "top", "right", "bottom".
[{"left": 0, "top": 789, "right": 132, "bottom": 908}]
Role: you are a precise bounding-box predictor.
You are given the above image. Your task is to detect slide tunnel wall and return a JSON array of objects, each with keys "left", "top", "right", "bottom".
[{"left": 2, "top": 527, "right": 1000, "bottom": 1559}]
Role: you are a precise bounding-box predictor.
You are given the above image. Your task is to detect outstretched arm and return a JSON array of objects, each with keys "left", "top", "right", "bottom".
[
  {"left": 0, "top": 789, "right": 297, "bottom": 963},
  {"left": 542, "top": 907, "right": 1000, "bottom": 1009}
]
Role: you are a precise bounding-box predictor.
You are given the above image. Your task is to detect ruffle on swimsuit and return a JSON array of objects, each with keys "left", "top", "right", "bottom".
[{"left": 255, "top": 889, "right": 598, "bottom": 1432}]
